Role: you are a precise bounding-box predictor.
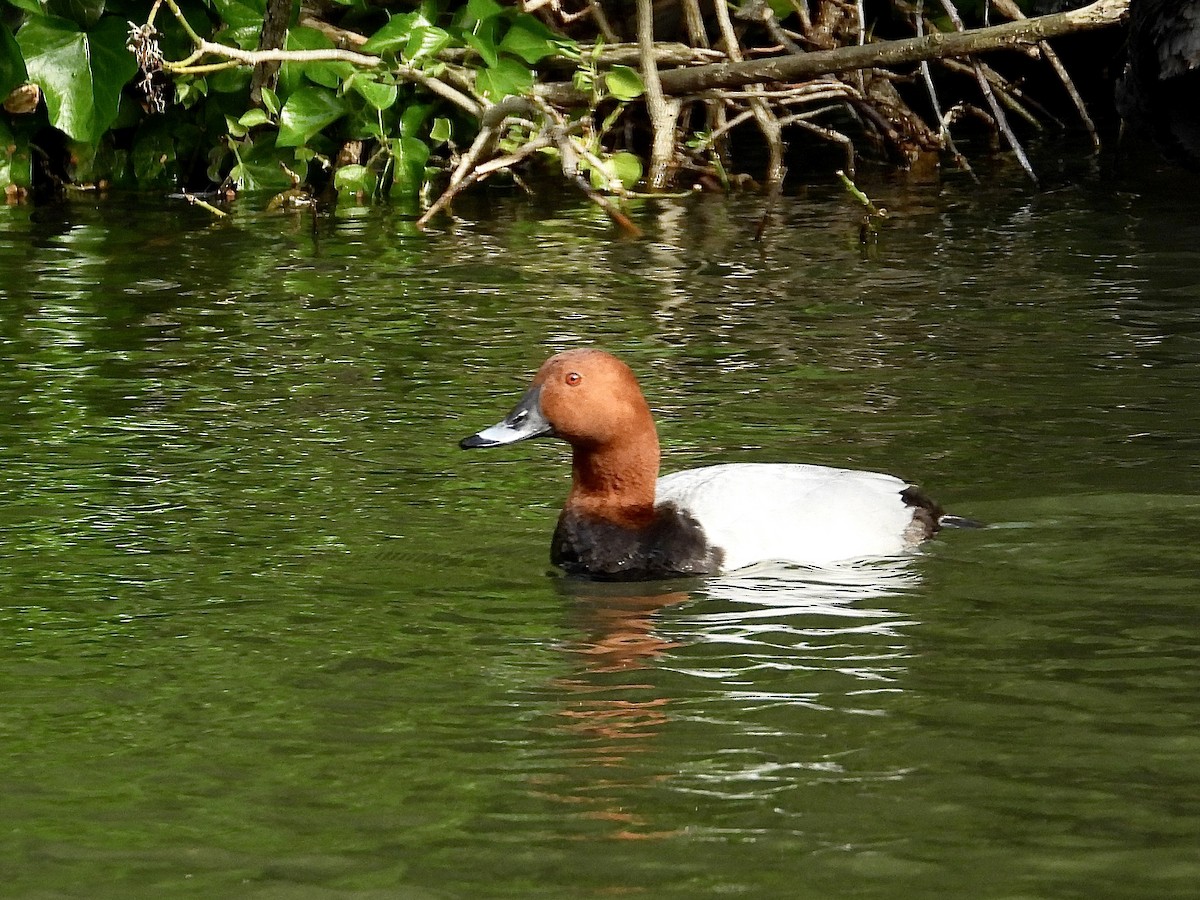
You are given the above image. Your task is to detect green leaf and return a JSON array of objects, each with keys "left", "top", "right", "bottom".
[
  {"left": 389, "top": 135, "right": 429, "bottom": 197},
  {"left": 228, "top": 135, "right": 303, "bottom": 192},
  {"left": 174, "top": 76, "right": 208, "bottom": 107},
  {"left": 16, "top": 15, "right": 138, "bottom": 144},
  {"left": 260, "top": 86, "right": 280, "bottom": 117},
  {"left": 132, "top": 118, "right": 178, "bottom": 186},
  {"left": 462, "top": 22, "right": 499, "bottom": 69},
  {"left": 221, "top": 25, "right": 266, "bottom": 51},
  {"left": 211, "top": 0, "right": 268, "bottom": 30},
  {"left": 282, "top": 26, "right": 356, "bottom": 91},
  {"left": 400, "top": 101, "right": 435, "bottom": 138},
  {"left": 475, "top": 57, "right": 533, "bottom": 102},
  {"left": 498, "top": 14, "right": 571, "bottom": 64},
  {"left": 604, "top": 66, "right": 644, "bottom": 101},
  {"left": 361, "top": 12, "right": 419, "bottom": 54},
  {"left": 1, "top": 24, "right": 28, "bottom": 99},
  {"left": 239, "top": 108, "right": 273, "bottom": 128},
  {"left": 65, "top": 134, "right": 120, "bottom": 183},
  {"left": 463, "top": 0, "right": 504, "bottom": 24},
  {"left": 429, "top": 116, "right": 452, "bottom": 144},
  {"left": 277, "top": 85, "right": 349, "bottom": 147},
  {"left": 226, "top": 114, "right": 248, "bottom": 138},
  {"left": 608, "top": 151, "right": 642, "bottom": 189},
  {"left": 405, "top": 25, "right": 452, "bottom": 62},
  {"left": 0, "top": 119, "right": 33, "bottom": 191},
  {"left": 6, "top": 0, "right": 45, "bottom": 13},
  {"left": 766, "top": 0, "right": 794, "bottom": 19},
  {"left": 208, "top": 65, "right": 251, "bottom": 93},
  {"left": 350, "top": 75, "right": 398, "bottom": 111},
  {"left": 333, "top": 163, "right": 375, "bottom": 197},
  {"left": 46, "top": 0, "right": 105, "bottom": 29}
]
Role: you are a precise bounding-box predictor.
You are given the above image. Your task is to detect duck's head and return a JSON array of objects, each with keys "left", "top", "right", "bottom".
[{"left": 460, "top": 348, "right": 657, "bottom": 451}]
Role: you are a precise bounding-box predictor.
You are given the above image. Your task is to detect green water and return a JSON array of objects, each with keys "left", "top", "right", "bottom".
[{"left": 1, "top": 161, "right": 1198, "bottom": 898}]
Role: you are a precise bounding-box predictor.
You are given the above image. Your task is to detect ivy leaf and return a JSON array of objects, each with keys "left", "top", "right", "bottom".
[
  {"left": 405, "top": 25, "right": 452, "bottom": 62},
  {"left": 44, "top": 0, "right": 105, "bottom": 29},
  {"left": 282, "top": 26, "right": 356, "bottom": 92},
  {"left": 462, "top": 19, "right": 499, "bottom": 68},
  {"left": 1, "top": 24, "right": 27, "bottom": 100},
  {"left": 475, "top": 57, "right": 533, "bottom": 101},
  {"left": 390, "top": 135, "right": 429, "bottom": 198},
  {"left": 766, "top": 0, "right": 794, "bottom": 19},
  {"left": 277, "top": 85, "right": 349, "bottom": 147},
  {"left": 260, "top": 86, "right": 280, "bottom": 117},
  {"left": 210, "top": 0, "right": 268, "bottom": 30},
  {"left": 400, "top": 101, "right": 435, "bottom": 138},
  {"left": 361, "top": 12, "right": 419, "bottom": 54},
  {"left": 463, "top": 0, "right": 504, "bottom": 24},
  {"left": 608, "top": 151, "right": 642, "bottom": 189},
  {"left": 350, "top": 75, "right": 398, "bottom": 111},
  {"left": 17, "top": 15, "right": 138, "bottom": 144},
  {"left": 333, "top": 163, "right": 375, "bottom": 197},
  {"left": 587, "top": 151, "right": 642, "bottom": 191},
  {"left": 604, "top": 66, "right": 644, "bottom": 101},
  {"left": 239, "top": 108, "right": 273, "bottom": 129},
  {"left": 429, "top": 116, "right": 452, "bottom": 144},
  {"left": 228, "top": 135, "right": 302, "bottom": 192},
  {"left": 0, "top": 118, "right": 33, "bottom": 191},
  {"left": 132, "top": 117, "right": 178, "bottom": 186},
  {"left": 498, "top": 14, "right": 571, "bottom": 64}
]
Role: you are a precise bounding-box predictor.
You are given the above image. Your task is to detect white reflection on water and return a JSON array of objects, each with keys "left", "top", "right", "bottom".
[
  {"left": 686, "top": 558, "right": 920, "bottom": 624},
  {"left": 542, "top": 559, "right": 925, "bottom": 836},
  {"left": 664, "top": 559, "right": 921, "bottom": 709}
]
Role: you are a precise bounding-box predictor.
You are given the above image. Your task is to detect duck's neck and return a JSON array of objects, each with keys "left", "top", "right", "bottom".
[{"left": 567, "top": 432, "right": 660, "bottom": 529}]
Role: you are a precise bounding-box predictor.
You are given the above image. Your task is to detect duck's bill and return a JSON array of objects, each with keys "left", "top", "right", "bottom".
[{"left": 460, "top": 386, "right": 553, "bottom": 449}]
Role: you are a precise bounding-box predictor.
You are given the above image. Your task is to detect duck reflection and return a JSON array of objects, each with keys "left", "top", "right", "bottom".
[{"left": 534, "top": 561, "right": 922, "bottom": 839}]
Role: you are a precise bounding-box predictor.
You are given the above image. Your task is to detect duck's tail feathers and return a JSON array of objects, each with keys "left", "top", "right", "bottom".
[{"left": 938, "top": 514, "right": 986, "bottom": 530}]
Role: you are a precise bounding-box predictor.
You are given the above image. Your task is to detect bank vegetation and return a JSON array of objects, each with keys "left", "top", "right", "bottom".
[{"left": 0, "top": 0, "right": 1129, "bottom": 226}]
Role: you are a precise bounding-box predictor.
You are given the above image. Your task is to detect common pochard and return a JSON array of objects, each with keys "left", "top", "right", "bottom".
[{"left": 461, "top": 349, "right": 968, "bottom": 580}]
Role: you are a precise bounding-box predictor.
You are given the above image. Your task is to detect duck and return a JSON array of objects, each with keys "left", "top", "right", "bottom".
[{"left": 460, "top": 348, "right": 966, "bottom": 581}]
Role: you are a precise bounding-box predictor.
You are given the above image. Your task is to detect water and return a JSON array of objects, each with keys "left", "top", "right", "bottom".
[{"left": 1, "top": 154, "right": 1198, "bottom": 897}]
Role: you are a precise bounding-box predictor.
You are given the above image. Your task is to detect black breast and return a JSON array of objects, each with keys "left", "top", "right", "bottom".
[{"left": 550, "top": 503, "right": 724, "bottom": 581}]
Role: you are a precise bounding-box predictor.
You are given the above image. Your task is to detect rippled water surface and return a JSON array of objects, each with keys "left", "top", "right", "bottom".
[{"left": 1, "top": 158, "right": 1198, "bottom": 898}]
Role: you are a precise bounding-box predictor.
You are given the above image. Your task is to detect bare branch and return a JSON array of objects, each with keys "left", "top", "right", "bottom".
[{"left": 655, "top": 0, "right": 1128, "bottom": 95}]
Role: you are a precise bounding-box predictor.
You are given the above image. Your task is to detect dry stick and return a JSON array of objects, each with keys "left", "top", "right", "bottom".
[
  {"left": 787, "top": 0, "right": 813, "bottom": 33},
  {"left": 854, "top": 0, "right": 867, "bottom": 94},
  {"left": 786, "top": 118, "right": 856, "bottom": 173},
  {"left": 636, "top": 0, "right": 683, "bottom": 189},
  {"left": 544, "top": 106, "right": 645, "bottom": 236},
  {"left": 417, "top": 98, "right": 537, "bottom": 227},
  {"left": 939, "top": 57, "right": 1051, "bottom": 129},
  {"left": 181, "top": 192, "right": 228, "bottom": 217},
  {"left": 706, "top": 3, "right": 784, "bottom": 238},
  {"left": 711, "top": 0, "right": 786, "bottom": 187},
  {"left": 417, "top": 135, "right": 554, "bottom": 227},
  {"left": 681, "top": 0, "right": 711, "bottom": 49},
  {"left": 937, "top": 0, "right": 1038, "bottom": 184},
  {"left": 991, "top": 0, "right": 1101, "bottom": 152},
  {"left": 680, "top": 0, "right": 732, "bottom": 183},
  {"left": 587, "top": 0, "right": 621, "bottom": 43},
  {"left": 914, "top": 0, "right": 977, "bottom": 180},
  {"left": 654, "top": 0, "right": 1128, "bottom": 94},
  {"left": 736, "top": 0, "right": 804, "bottom": 54}
]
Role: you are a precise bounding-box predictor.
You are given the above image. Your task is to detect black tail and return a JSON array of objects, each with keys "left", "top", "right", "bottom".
[
  {"left": 938, "top": 514, "right": 986, "bottom": 530},
  {"left": 901, "top": 486, "right": 985, "bottom": 533}
]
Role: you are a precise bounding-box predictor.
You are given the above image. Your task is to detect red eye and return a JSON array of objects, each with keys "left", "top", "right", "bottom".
[{"left": 565, "top": 372, "right": 582, "bottom": 386}]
